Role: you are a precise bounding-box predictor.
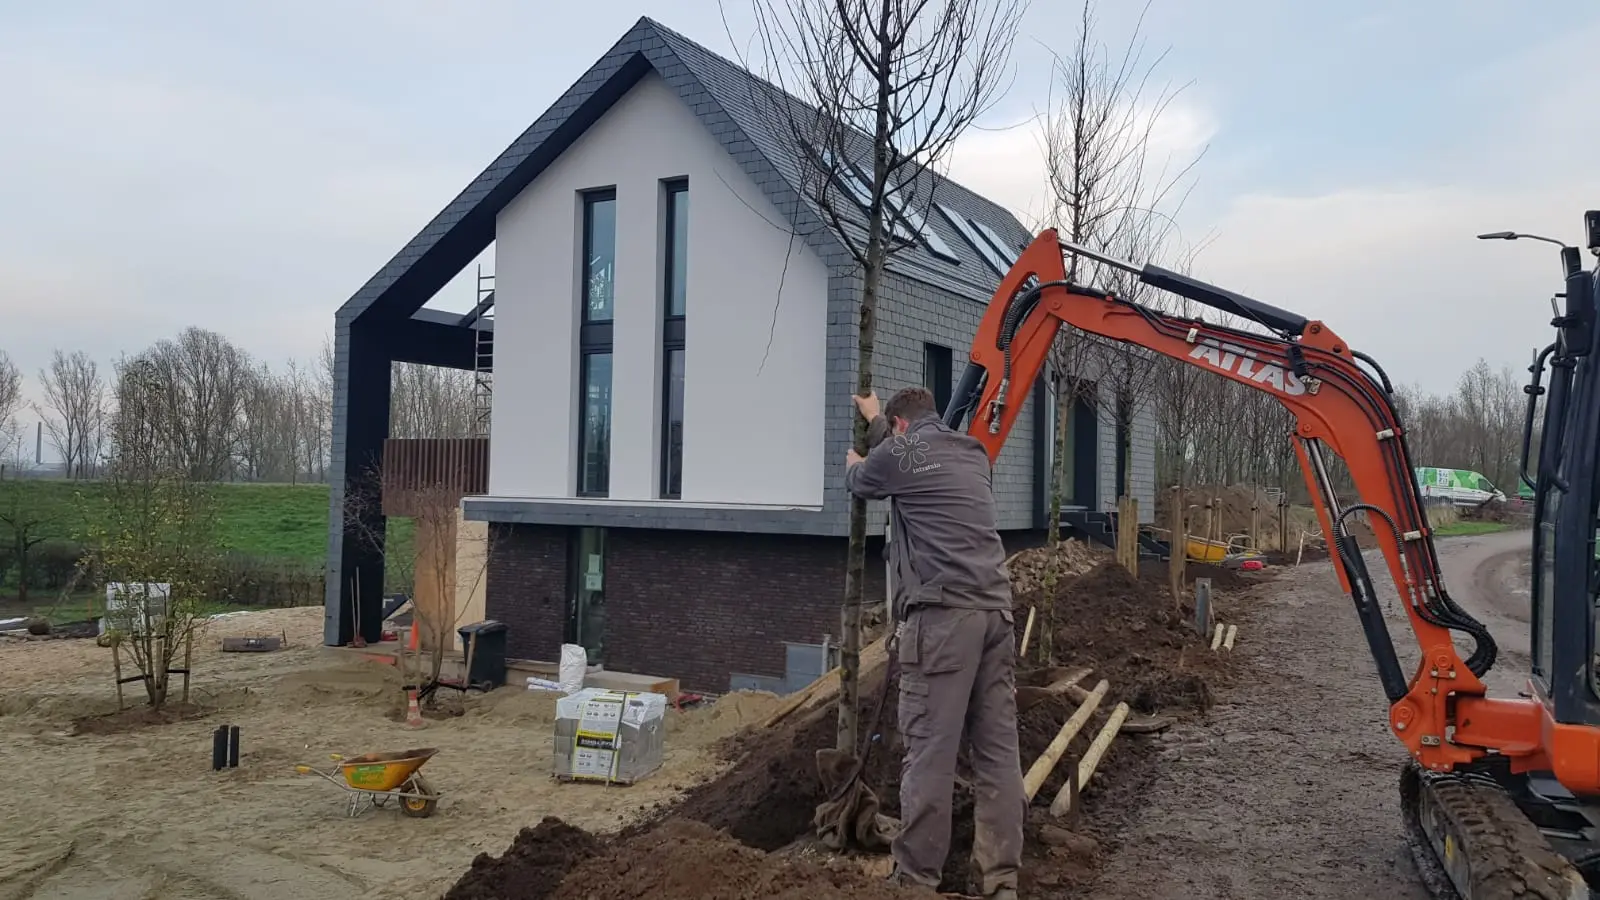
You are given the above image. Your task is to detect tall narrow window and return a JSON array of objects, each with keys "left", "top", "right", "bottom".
[
  {"left": 923, "top": 342, "right": 953, "bottom": 416},
  {"left": 578, "top": 188, "right": 616, "bottom": 497},
  {"left": 661, "top": 180, "right": 688, "bottom": 498}
]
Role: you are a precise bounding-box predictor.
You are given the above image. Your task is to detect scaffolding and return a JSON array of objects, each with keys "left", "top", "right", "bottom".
[{"left": 471, "top": 265, "right": 495, "bottom": 439}]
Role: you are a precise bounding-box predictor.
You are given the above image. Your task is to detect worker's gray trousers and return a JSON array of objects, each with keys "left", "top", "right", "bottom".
[{"left": 892, "top": 604, "right": 1026, "bottom": 894}]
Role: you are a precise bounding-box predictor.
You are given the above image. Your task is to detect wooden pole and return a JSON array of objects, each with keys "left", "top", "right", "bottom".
[
  {"left": 1250, "top": 486, "right": 1260, "bottom": 551},
  {"left": 1019, "top": 606, "right": 1037, "bottom": 659},
  {"left": 1168, "top": 486, "right": 1185, "bottom": 604},
  {"left": 1049, "top": 701, "right": 1132, "bottom": 816},
  {"left": 112, "top": 640, "right": 125, "bottom": 710},
  {"left": 1022, "top": 679, "right": 1109, "bottom": 801},
  {"left": 1279, "top": 493, "right": 1290, "bottom": 552}
]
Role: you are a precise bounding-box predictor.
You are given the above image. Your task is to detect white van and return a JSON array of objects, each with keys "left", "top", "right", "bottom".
[{"left": 1415, "top": 466, "right": 1506, "bottom": 508}]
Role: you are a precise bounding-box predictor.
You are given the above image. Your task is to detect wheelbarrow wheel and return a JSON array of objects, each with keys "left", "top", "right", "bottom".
[{"left": 400, "top": 774, "right": 437, "bottom": 819}]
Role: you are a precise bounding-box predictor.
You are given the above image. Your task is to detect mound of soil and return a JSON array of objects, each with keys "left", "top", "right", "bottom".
[
  {"left": 70, "top": 702, "right": 208, "bottom": 736},
  {"left": 1018, "top": 561, "right": 1234, "bottom": 717},
  {"left": 445, "top": 558, "right": 1256, "bottom": 900},
  {"left": 444, "top": 816, "right": 603, "bottom": 900},
  {"left": 554, "top": 819, "right": 934, "bottom": 899},
  {"left": 1463, "top": 499, "right": 1526, "bottom": 524}
]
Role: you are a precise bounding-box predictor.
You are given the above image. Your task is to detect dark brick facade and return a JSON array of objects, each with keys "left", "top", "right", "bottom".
[
  {"left": 486, "top": 523, "right": 1046, "bottom": 694},
  {"left": 484, "top": 524, "right": 570, "bottom": 664}
]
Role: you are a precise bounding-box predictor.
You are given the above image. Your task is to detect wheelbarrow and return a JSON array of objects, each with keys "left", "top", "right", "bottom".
[{"left": 294, "top": 747, "right": 441, "bottom": 819}]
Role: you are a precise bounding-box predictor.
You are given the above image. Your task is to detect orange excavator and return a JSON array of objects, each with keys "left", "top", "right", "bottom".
[{"left": 945, "top": 213, "right": 1600, "bottom": 899}]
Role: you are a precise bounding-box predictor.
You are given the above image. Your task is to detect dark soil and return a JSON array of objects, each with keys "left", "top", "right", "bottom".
[
  {"left": 443, "top": 561, "right": 1256, "bottom": 899},
  {"left": 70, "top": 702, "right": 208, "bottom": 735},
  {"left": 553, "top": 819, "right": 936, "bottom": 900},
  {"left": 444, "top": 816, "right": 604, "bottom": 900},
  {"left": 1462, "top": 499, "right": 1527, "bottom": 524},
  {"left": 1017, "top": 561, "right": 1241, "bottom": 718}
]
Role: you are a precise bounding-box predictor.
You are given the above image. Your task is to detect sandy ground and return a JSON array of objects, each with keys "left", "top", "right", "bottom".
[
  {"left": 1078, "top": 528, "right": 1535, "bottom": 900},
  {"left": 0, "top": 609, "right": 779, "bottom": 900}
]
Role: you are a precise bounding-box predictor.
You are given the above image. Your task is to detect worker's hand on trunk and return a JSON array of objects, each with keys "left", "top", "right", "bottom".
[
  {"left": 853, "top": 391, "right": 881, "bottom": 422},
  {"left": 846, "top": 448, "right": 865, "bottom": 468}
]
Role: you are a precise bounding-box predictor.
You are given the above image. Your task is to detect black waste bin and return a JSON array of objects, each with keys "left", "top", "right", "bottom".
[{"left": 458, "top": 620, "right": 509, "bottom": 690}]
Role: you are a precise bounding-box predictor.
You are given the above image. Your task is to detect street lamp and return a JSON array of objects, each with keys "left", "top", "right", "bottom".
[{"left": 1478, "top": 229, "right": 1583, "bottom": 278}]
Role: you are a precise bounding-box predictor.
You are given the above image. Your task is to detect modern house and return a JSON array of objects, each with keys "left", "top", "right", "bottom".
[{"left": 325, "top": 17, "right": 1158, "bottom": 693}]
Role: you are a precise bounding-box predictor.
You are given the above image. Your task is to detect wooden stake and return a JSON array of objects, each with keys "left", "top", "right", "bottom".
[
  {"left": 1211, "top": 623, "right": 1225, "bottom": 651},
  {"left": 1019, "top": 606, "right": 1037, "bottom": 658},
  {"left": 1042, "top": 667, "right": 1092, "bottom": 693},
  {"left": 1023, "top": 679, "right": 1108, "bottom": 802},
  {"left": 112, "top": 639, "right": 125, "bottom": 710},
  {"left": 1250, "top": 486, "right": 1260, "bottom": 551},
  {"left": 1168, "top": 486, "right": 1185, "bottom": 605},
  {"left": 1050, "top": 701, "right": 1131, "bottom": 816},
  {"left": 181, "top": 633, "right": 192, "bottom": 704},
  {"left": 1223, "top": 624, "right": 1238, "bottom": 651}
]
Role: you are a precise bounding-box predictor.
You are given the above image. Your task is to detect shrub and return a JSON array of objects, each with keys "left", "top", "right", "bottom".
[
  {"left": 215, "top": 553, "right": 324, "bottom": 608},
  {"left": 30, "top": 541, "right": 89, "bottom": 591}
]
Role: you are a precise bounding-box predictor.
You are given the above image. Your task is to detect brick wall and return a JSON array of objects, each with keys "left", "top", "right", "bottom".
[
  {"left": 486, "top": 523, "right": 1044, "bottom": 693},
  {"left": 485, "top": 523, "right": 569, "bottom": 663},
  {"left": 603, "top": 529, "right": 886, "bottom": 692}
]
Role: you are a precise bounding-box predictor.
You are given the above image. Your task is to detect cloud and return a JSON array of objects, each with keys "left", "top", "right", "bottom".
[
  {"left": 1188, "top": 21, "right": 1600, "bottom": 395},
  {"left": 945, "top": 95, "right": 1219, "bottom": 229}
]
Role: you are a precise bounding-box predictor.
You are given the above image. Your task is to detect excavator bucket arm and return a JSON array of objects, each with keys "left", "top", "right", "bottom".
[{"left": 943, "top": 228, "right": 1594, "bottom": 899}]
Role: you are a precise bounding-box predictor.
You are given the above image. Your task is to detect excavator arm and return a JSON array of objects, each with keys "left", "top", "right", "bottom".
[{"left": 944, "top": 229, "right": 1600, "bottom": 898}]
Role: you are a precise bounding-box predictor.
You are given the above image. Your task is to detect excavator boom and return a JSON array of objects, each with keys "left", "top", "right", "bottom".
[{"left": 945, "top": 227, "right": 1600, "bottom": 899}]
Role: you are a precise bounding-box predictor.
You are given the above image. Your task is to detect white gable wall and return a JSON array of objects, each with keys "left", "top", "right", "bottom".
[{"left": 490, "top": 72, "right": 830, "bottom": 507}]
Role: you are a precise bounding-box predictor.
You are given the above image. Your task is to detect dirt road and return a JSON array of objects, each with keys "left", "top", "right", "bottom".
[{"left": 1078, "top": 528, "right": 1533, "bottom": 900}]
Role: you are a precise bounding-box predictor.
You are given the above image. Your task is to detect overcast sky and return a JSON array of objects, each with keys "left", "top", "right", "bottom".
[{"left": 2, "top": 0, "right": 1596, "bottom": 411}]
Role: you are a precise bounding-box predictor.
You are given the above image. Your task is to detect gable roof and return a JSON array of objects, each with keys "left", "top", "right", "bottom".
[{"left": 337, "top": 16, "right": 1032, "bottom": 325}]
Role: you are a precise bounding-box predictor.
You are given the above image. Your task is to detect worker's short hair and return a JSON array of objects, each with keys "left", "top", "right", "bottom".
[{"left": 885, "top": 386, "right": 938, "bottom": 424}]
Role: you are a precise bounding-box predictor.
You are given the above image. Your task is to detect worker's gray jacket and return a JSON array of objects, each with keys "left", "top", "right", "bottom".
[{"left": 844, "top": 412, "right": 1013, "bottom": 619}]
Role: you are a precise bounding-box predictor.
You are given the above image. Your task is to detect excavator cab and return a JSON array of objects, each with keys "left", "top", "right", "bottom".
[
  {"left": 1522, "top": 213, "right": 1598, "bottom": 726},
  {"left": 947, "top": 211, "right": 1600, "bottom": 898}
]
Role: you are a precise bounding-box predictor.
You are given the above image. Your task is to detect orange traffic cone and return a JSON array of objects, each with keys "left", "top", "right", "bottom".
[{"left": 404, "top": 688, "right": 424, "bottom": 728}]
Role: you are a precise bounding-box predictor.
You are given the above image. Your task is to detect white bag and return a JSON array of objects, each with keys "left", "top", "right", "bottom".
[{"left": 558, "top": 643, "right": 588, "bottom": 695}]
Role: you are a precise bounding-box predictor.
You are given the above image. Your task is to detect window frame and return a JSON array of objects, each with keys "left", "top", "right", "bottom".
[
  {"left": 660, "top": 179, "right": 688, "bottom": 499},
  {"left": 577, "top": 187, "right": 617, "bottom": 497},
  {"left": 923, "top": 342, "right": 953, "bottom": 416}
]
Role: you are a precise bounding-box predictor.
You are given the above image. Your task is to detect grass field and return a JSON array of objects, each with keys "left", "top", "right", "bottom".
[
  {"left": 0, "top": 479, "right": 414, "bottom": 564},
  {"left": 0, "top": 479, "right": 416, "bottom": 621}
]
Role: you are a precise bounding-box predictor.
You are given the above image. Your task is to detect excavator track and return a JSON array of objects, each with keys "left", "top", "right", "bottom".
[{"left": 1401, "top": 762, "right": 1591, "bottom": 900}]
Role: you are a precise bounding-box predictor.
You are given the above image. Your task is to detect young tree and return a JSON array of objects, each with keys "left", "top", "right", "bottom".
[
  {"left": 746, "top": 0, "right": 1024, "bottom": 753},
  {"left": 345, "top": 468, "right": 495, "bottom": 699},
  {"left": 90, "top": 358, "right": 224, "bottom": 710},
  {"left": 0, "top": 469, "right": 50, "bottom": 604},
  {"left": 35, "top": 350, "right": 107, "bottom": 480}
]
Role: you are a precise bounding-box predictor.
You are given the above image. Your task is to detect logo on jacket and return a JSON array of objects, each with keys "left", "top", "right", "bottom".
[{"left": 892, "top": 432, "right": 932, "bottom": 473}]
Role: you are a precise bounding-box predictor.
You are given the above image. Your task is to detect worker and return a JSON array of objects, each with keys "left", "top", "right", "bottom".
[{"left": 844, "top": 385, "right": 1025, "bottom": 900}]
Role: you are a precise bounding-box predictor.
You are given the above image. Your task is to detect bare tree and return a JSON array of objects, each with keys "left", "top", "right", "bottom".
[
  {"left": 746, "top": 0, "right": 1024, "bottom": 754},
  {"left": 390, "top": 363, "right": 475, "bottom": 440},
  {"left": 1038, "top": 0, "right": 1205, "bottom": 541},
  {"left": 115, "top": 328, "right": 254, "bottom": 482},
  {"left": 0, "top": 350, "right": 21, "bottom": 462},
  {"left": 35, "top": 350, "right": 107, "bottom": 479}
]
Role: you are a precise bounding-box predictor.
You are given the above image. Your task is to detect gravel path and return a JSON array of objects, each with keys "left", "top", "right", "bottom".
[{"left": 1080, "top": 529, "right": 1533, "bottom": 900}]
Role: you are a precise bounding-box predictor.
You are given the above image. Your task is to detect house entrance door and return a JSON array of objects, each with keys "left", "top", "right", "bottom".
[{"left": 568, "top": 527, "right": 606, "bottom": 666}]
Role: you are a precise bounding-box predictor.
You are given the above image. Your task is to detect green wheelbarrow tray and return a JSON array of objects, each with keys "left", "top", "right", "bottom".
[{"left": 294, "top": 747, "right": 443, "bottom": 818}]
